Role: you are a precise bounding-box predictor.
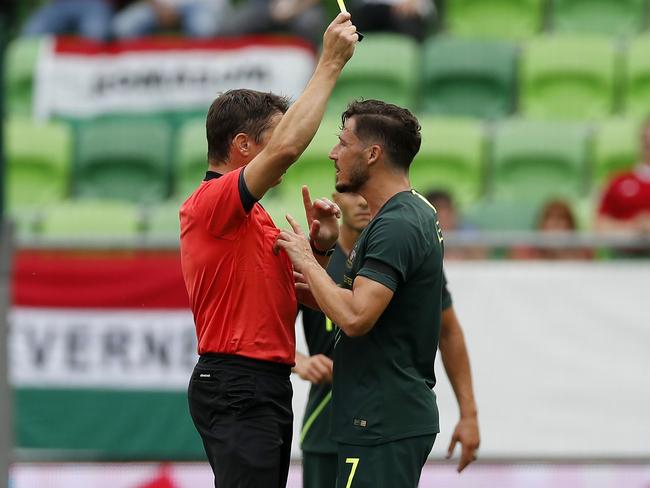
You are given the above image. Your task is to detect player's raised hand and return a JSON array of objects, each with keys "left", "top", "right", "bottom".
[
  {"left": 446, "top": 416, "right": 480, "bottom": 473},
  {"left": 321, "top": 12, "right": 359, "bottom": 68},
  {"left": 302, "top": 186, "right": 340, "bottom": 253}
]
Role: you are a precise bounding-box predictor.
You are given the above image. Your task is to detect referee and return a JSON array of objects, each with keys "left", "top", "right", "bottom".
[
  {"left": 276, "top": 99, "right": 448, "bottom": 487},
  {"left": 180, "top": 14, "right": 359, "bottom": 488}
]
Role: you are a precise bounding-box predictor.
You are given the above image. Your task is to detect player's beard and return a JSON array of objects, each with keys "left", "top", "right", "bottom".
[{"left": 335, "top": 163, "right": 369, "bottom": 193}]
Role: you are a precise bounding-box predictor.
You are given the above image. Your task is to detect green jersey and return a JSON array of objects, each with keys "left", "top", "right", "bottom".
[
  {"left": 300, "top": 244, "right": 347, "bottom": 453},
  {"left": 332, "top": 190, "right": 445, "bottom": 446}
]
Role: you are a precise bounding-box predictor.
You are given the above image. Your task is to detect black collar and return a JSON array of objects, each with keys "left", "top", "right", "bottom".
[{"left": 204, "top": 171, "right": 222, "bottom": 181}]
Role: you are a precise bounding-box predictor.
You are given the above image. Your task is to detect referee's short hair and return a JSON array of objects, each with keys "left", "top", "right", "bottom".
[
  {"left": 206, "top": 89, "right": 290, "bottom": 163},
  {"left": 342, "top": 99, "right": 422, "bottom": 171}
]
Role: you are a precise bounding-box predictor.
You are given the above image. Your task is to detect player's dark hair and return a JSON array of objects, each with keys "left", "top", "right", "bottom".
[
  {"left": 206, "top": 89, "right": 290, "bottom": 163},
  {"left": 341, "top": 99, "right": 421, "bottom": 171}
]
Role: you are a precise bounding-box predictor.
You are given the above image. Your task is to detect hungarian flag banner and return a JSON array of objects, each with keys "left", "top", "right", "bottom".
[
  {"left": 34, "top": 36, "right": 316, "bottom": 119},
  {"left": 10, "top": 250, "right": 203, "bottom": 459}
]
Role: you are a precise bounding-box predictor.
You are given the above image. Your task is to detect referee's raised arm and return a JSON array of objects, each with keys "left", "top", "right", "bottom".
[{"left": 243, "top": 12, "right": 359, "bottom": 199}]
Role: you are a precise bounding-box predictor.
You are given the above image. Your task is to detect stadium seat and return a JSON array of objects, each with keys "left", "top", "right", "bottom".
[
  {"left": 410, "top": 117, "right": 486, "bottom": 207},
  {"left": 552, "top": 0, "right": 646, "bottom": 37},
  {"left": 72, "top": 116, "right": 174, "bottom": 203},
  {"left": 175, "top": 118, "right": 207, "bottom": 199},
  {"left": 421, "top": 38, "right": 517, "bottom": 119},
  {"left": 5, "top": 37, "right": 42, "bottom": 115},
  {"left": 38, "top": 200, "right": 144, "bottom": 238},
  {"left": 327, "top": 34, "right": 420, "bottom": 113},
  {"left": 520, "top": 36, "right": 619, "bottom": 121},
  {"left": 446, "top": 0, "right": 544, "bottom": 40},
  {"left": 6, "top": 117, "right": 72, "bottom": 207},
  {"left": 491, "top": 120, "right": 590, "bottom": 202},
  {"left": 143, "top": 201, "right": 182, "bottom": 238},
  {"left": 593, "top": 119, "right": 641, "bottom": 187},
  {"left": 464, "top": 199, "right": 540, "bottom": 231},
  {"left": 624, "top": 36, "right": 650, "bottom": 119}
]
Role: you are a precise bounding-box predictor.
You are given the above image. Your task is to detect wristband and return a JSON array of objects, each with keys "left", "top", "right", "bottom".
[{"left": 310, "top": 239, "right": 335, "bottom": 257}]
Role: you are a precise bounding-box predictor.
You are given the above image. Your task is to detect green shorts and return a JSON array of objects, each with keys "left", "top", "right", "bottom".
[
  {"left": 336, "top": 435, "right": 436, "bottom": 488},
  {"left": 303, "top": 451, "right": 338, "bottom": 488}
]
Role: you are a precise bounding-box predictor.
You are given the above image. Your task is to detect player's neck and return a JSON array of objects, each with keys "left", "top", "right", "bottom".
[
  {"left": 360, "top": 173, "right": 411, "bottom": 219},
  {"left": 338, "top": 225, "right": 360, "bottom": 255}
]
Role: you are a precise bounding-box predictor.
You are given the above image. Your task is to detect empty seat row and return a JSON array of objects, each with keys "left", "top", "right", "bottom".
[
  {"left": 334, "top": 34, "right": 650, "bottom": 120},
  {"left": 7, "top": 115, "right": 644, "bottom": 212},
  {"left": 445, "top": 0, "right": 650, "bottom": 39}
]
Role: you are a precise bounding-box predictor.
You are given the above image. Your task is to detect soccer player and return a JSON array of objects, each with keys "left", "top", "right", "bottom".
[
  {"left": 295, "top": 191, "right": 479, "bottom": 488},
  {"left": 180, "top": 13, "right": 359, "bottom": 488},
  {"left": 275, "top": 99, "right": 449, "bottom": 487}
]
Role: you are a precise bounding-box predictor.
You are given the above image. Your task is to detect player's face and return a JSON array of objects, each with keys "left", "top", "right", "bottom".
[
  {"left": 329, "top": 118, "right": 370, "bottom": 193},
  {"left": 334, "top": 192, "right": 371, "bottom": 232}
]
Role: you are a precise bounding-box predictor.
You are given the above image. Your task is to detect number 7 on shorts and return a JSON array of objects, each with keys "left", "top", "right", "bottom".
[{"left": 345, "top": 457, "right": 359, "bottom": 488}]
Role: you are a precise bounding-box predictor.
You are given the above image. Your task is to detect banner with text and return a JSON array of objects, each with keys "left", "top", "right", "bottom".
[{"left": 34, "top": 36, "right": 316, "bottom": 119}]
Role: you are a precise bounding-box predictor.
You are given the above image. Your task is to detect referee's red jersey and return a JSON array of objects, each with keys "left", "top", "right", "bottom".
[{"left": 179, "top": 167, "right": 297, "bottom": 365}]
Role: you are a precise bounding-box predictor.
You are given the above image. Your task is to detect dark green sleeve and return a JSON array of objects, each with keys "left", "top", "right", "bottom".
[
  {"left": 442, "top": 270, "right": 452, "bottom": 311},
  {"left": 357, "top": 217, "right": 418, "bottom": 292}
]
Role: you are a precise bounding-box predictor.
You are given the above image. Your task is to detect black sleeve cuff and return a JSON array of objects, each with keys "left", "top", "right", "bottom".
[{"left": 238, "top": 169, "right": 258, "bottom": 213}]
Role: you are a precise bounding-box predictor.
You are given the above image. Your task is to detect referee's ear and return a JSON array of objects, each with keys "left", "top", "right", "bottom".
[{"left": 232, "top": 133, "right": 252, "bottom": 158}]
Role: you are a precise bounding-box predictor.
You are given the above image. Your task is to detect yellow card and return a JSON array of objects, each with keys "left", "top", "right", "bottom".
[{"left": 337, "top": 0, "right": 348, "bottom": 13}]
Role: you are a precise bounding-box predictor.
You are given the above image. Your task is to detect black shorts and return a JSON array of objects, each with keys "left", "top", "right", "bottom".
[
  {"left": 336, "top": 435, "right": 436, "bottom": 488},
  {"left": 302, "top": 451, "right": 337, "bottom": 488},
  {"left": 188, "top": 353, "right": 293, "bottom": 488}
]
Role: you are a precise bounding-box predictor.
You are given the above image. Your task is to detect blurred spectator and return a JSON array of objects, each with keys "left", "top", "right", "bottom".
[
  {"left": 113, "top": 0, "right": 226, "bottom": 39},
  {"left": 22, "top": 0, "right": 114, "bottom": 42},
  {"left": 426, "top": 189, "right": 487, "bottom": 260},
  {"left": 596, "top": 119, "right": 650, "bottom": 234},
  {"left": 349, "top": 0, "right": 435, "bottom": 42},
  {"left": 510, "top": 199, "right": 593, "bottom": 260},
  {"left": 218, "top": 0, "right": 326, "bottom": 47}
]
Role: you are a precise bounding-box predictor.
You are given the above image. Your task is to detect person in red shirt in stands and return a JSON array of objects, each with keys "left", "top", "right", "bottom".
[
  {"left": 180, "top": 13, "right": 358, "bottom": 488},
  {"left": 597, "top": 119, "right": 650, "bottom": 234}
]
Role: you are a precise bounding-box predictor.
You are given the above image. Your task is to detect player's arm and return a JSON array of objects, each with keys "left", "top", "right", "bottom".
[
  {"left": 276, "top": 215, "right": 394, "bottom": 337},
  {"left": 242, "top": 13, "right": 358, "bottom": 200},
  {"left": 439, "top": 305, "right": 480, "bottom": 472}
]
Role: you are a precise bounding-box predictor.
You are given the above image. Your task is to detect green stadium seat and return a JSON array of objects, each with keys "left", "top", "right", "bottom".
[
  {"left": 593, "top": 119, "right": 641, "bottom": 188},
  {"left": 327, "top": 34, "right": 420, "bottom": 113},
  {"left": 421, "top": 38, "right": 517, "bottom": 119},
  {"left": 6, "top": 117, "right": 72, "bottom": 207},
  {"left": 39, "top": 200, "right": 144, "bottom": 238},
  {"left": 446, "top": 0, "right": 544, "bottom": 40},
  {"left": 464, "top": 199, "right": 540, "bottom": 231},
  {"left": 492, "top": 120, "right": 590, "bottom": 202},
  {"left": 521, "top": 36, "right": 619, "bottom": 120},
  {"left": 6, "top": 37, "right": 42, "bottom": 115},
  {"left": 624, "top": 37, "right": 650, "bottom": 119},
  {"left": 72, "top": 117, "right": 174, "bottom": 203},
  {"left": 144, "top": 201, "right": 182, "bottom": 238},
  {"left": 176, "top": 118, "right": 208, "bottom": 199},
  {"left": 552, "top": 0, "right": 646, "bottom": 37},
  {"left": 410, "top": 118, "right": 486, "bottom": 207}
]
